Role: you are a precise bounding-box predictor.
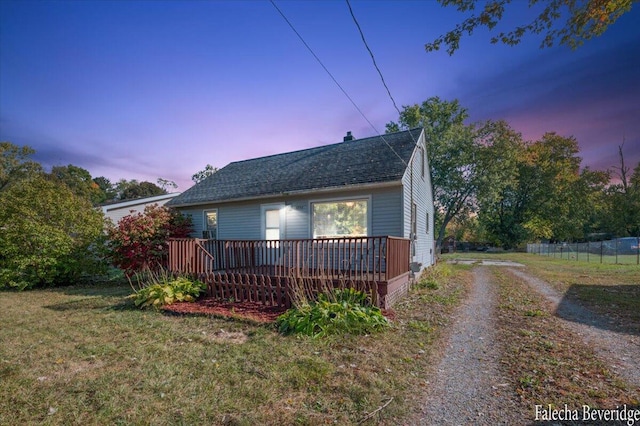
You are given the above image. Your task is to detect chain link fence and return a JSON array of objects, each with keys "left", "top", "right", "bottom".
[{"left": 527, "top": 237, "right": 640, "bottom": 265}]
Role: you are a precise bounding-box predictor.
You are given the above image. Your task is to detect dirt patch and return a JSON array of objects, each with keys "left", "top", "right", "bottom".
[
  {"left": 206, "top": 329, "right": 249, "bottom": 344},
  {"left": 447, "top": 258, "right": 525, "bottom": 267},
  {"left": 37, "top": 358, "right": 106, "bottom": 382}
]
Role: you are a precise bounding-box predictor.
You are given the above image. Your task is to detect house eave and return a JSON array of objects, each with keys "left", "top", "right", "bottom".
[
  {"left": 101, "top": 192, "right": 181, "bottom": 213},
  {"left": 169, "top": 180, "right": 402, "bottom": 208}
]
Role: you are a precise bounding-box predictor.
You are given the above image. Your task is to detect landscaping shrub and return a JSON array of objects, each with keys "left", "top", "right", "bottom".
[
  {"left": 131, "top": 270, "right": 206, "bottom": 309},
  {"left": 276, "top": 288, "right": 389, "bottom": 338},
  {"left": 107, "top": 205, "right": 192, "bottom": 276}
]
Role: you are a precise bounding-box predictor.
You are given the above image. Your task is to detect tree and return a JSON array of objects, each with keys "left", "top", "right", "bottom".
[
  {"left": 192, "top": 164, "right": 218, "bottom": 184},
  {"left": 630, "top": 163, "right": 640, "bottom": 236},
  {"left": 446, "top": 213, "right": 481, "bottom": 243},
  {"left": 107, "top": 205, "right": 193, "bottom": 276},
  {"left": 387, "top": 99, "right": 629, "bottom": 249},
  {"left": 386, "top": 97, "right": 484, "bottom": 250},
  {"left": 157, "top": 177, "right": 178, "bottom": 192},
  {"left": 0, "top": 142, "right": 43, "bottom": 192},
  {"left": 0, "top": 175, "right": 107, "bottom": 289},
  {"left": 49, "top": 164, "right": 104, "bottom": 205},
  {"left": 93, "top": 176, "right": 117, "bottom": 204},
  {"left": 575, "top": 167, "right": 611, "bottom": 237},
  {"left": 603, "top": 144, "right": 640, "bottom": 236},
  {"left": 524, "top": 133, "right": 587, "bottom": 241},
  {"left": 425, "top": 0, "right": 636, "bottom": 55},
  {"left": 474, "top": 120, "right": 527, "bottom": 248},
  {"left": 478, "top": 132, "right": 607, "bottom": 246},
  {"left": 115, "top": 179, "right": 166, "bottom": 200}
]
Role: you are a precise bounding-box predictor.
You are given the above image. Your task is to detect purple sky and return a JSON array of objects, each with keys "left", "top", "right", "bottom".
[{"left": 1, "top": 1, "right": 639, "bottom": 190}]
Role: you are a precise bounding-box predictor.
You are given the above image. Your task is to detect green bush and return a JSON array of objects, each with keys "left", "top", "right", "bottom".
[
  {"left": 0, "top": 175, "right": 107, "bottom": 290},
  {"left": 133, "top": 276, "right": 206, "bottom": 309},
  {"left": 276, "top": 288, "right": 389, "bottom": 338}
]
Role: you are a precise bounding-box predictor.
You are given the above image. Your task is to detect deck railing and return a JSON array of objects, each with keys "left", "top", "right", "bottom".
[
  {"left": 168, "top": 238, "right": 215, "bottom": 275},
  {"left": 168, "top": 236, "right": 411, "bottom": 282},
  {"left": 386, "top": 236, "right": 411, "bottom": 280}
]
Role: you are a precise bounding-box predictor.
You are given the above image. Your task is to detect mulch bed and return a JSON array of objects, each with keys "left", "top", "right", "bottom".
[
  {"left": 162, "top": 298, "right": 288, "bottom": 323},
  {"left": 163, "top": 297, "right": 397, "bottom": 324}
]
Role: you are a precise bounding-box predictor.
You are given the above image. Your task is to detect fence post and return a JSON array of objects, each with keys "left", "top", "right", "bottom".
[{"left": 600, "top": 241, "right": 603, "bottom": 264}]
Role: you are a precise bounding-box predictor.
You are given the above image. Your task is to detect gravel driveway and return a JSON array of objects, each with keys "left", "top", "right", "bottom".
[
  {"left": 417, "top": 267, "right": 523, "bottom": 425},
  {"left": 415, "top": 265, "right": 638, "bottom": 425}
]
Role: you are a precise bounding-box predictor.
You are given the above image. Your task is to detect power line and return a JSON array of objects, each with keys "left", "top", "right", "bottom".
[
  {"left": 269, "top": 0, "right": 407, "bottom": 166},
  {"left": 345, "top": 0, "right": 420, "bottom": 148},
  {"left": 343, "top": 1, "right": 422, "bottom": 250},
  {"left": 346, "top": 0, "right": 402, "bottom": 116}
]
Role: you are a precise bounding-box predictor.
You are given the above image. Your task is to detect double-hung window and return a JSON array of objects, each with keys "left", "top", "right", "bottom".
[
  {"left": 265, "top": 209, "right": 280, "bottom": 240},
  {"left": 203, "top": 209, "right": 217, "bottom": 239}
]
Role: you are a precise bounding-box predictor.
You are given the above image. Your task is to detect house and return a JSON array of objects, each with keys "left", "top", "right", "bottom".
[
  {"left": 101, "top": 192, "right": 181, "bottom": 225},
  {"left": 166, "top": 128, "right": 434, "bottom": 308}
]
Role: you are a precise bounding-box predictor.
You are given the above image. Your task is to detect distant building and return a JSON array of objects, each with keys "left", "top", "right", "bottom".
[{"left": 101, "top": 193, "right": 181, "bottom": 224}]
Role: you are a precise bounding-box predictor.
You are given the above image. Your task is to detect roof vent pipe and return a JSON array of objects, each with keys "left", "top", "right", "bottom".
[{"left": 343, "top": 131, "right": 354, "bottom": 142}]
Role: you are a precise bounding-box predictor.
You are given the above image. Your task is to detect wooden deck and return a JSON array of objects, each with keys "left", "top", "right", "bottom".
[{"left": 168, "top": 236, "right": 412, "bottom": 308}]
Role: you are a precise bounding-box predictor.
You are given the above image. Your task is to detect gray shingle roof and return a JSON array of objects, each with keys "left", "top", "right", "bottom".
[{"left": 168, "top": 128, "right": 422, "bottom": 207}]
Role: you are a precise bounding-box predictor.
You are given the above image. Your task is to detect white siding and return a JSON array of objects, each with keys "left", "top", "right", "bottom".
[
  {"left": 402, "top": 131, "right": 435, "bottom": 270},
  {"left": 181, "top": 203, "right": 260, "bottom": 239},
  {"left": 219, "top": 204, "right": 261, "bottom": 239},
  {"left": 284, "top": 201, "right": 309, "bottom": 239},
  {"left": 179, "top": 208, "right": 204, "bottom": 237},
  {"left": 176, "top": 186, "right": 405, "bottom": 241},
  {"left": 102, "top": 194, "right": 180, "bottom": 225},
  {"left": 104, "top": 206, "right": 148, "bottom": 226},
  {"left": 371, "top": 189, "right": 403, "bottom": 236}
]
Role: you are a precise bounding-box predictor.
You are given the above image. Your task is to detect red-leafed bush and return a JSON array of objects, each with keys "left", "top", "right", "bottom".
[{"left": 107, "top": 205, "right": 192, "bottom": 275}]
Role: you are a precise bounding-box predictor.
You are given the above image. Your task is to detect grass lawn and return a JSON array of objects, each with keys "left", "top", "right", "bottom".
[
  {"left": 442, "top": 252, "right": 640, "bottom": 331},
  {"left": 0, "top": 265, "right": 469, "bottom": 425},
  {"left": 492, "top": 267, "right": 639, "bottom": 409}
]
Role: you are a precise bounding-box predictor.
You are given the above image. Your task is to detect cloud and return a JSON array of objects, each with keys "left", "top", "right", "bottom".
[{"left": 449, "top": 36, "right": 640, "bottom": 172}]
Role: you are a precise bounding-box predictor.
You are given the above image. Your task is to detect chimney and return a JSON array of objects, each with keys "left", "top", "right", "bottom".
[{"left": 343, "top": 131, "right": 354, "bottom": 142}]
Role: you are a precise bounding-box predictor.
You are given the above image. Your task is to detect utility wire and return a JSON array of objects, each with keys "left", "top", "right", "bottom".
[
  {"left": 269, "top": 0, "right": 407, "bottom": 166},
  {"left": 345, "top": 0, "right": 420, "bottom": 148},
  {"left": 344, "top": 0, "right": 423, "bottom": 246},
  {"left": 346, "top": 0, "right": 401, "bottom": 116}
]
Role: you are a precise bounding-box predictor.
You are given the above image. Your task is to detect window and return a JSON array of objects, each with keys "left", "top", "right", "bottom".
[
  {"left": 261, "top": 203, "right": 284, "bottom": 241},
  {"left": 425, "top": 212, "right": 429, "bottom": 234},
  {"left": 265, "top": 209, "right": 280, "bottom": 240},
  {"left": 203, "top": 209, "right": 217, "bottom": 239},
  {"left": 419, "top": 146, "right": 425, "bottom": 178},
  {"left": 312, "top": 199, "right": 368, "bottom": 238}
]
